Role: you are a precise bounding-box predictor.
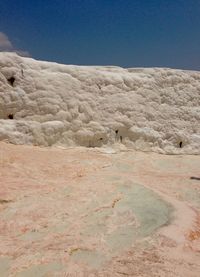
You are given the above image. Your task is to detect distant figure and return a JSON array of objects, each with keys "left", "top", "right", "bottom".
[
  {"left": 179, "top": 141, "right": 183, "bottom": 148},
  {"left": 115, "top": 130, "right": 119, "bottom": 141},
  {"left": 120, "top": 136, "right": 122, "bottom": 143}
]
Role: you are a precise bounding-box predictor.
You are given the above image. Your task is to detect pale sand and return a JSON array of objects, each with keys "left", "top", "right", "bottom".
[{"left": 0, "top": 142, "right": 200, "bottom": 276}]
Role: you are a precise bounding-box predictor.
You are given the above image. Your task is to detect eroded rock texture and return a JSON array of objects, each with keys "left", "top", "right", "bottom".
[{"left": 0, "top": 52, "right": 200, "bottom": 153}]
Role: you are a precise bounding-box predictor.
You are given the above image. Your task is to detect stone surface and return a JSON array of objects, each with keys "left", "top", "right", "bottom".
[
  {"left": 0, "top": 52, "right": 200, "bottom": 153},
  {"left": 0, "top": 142, "right": 200, "bottom": 276}
]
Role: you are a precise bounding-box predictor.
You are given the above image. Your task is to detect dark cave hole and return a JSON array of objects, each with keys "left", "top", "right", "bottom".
[
  {"left": 8, "top": 114, "right": 14, "bottom": 119},
  {"left": 179, "top": 141, "right": 183, "bottom": 148},
  {"left": 7, "top": 77, "right": 15, "bottom": 86}
]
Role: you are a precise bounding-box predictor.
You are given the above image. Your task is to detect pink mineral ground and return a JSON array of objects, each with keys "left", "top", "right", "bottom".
[{"left": 0, "top": 142, "right": 200, "bottom": 277}]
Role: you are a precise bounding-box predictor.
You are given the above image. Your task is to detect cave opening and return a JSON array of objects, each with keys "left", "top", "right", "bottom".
[
  {"left": 7, "top": 77, "right": 15, "bottom": 86},
  {"left": 8, "top": 114, "right": 14, "bottom": 119}
]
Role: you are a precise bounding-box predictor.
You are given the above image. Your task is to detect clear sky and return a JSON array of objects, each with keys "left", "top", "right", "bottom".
[{"left": 0, "top": 0, "right": 199, "bottom": 70}]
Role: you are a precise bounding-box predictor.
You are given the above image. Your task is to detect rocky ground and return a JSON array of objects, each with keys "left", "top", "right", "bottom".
[{"left": 0, "top": 142, "right": 200, "bottom": 276}]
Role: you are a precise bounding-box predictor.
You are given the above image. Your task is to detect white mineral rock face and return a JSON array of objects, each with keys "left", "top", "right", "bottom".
[{"left": 0, "top": 52, "right": 199, "bottom": 154}]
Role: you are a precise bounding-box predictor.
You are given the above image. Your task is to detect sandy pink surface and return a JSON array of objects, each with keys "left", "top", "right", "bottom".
[{"left": 0, "top": 142, "right": 200, "bottom": 276}]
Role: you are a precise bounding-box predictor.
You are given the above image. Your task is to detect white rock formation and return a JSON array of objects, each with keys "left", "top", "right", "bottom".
[{"left": 0, "top": 52, "right": 199, "bottom": 154}]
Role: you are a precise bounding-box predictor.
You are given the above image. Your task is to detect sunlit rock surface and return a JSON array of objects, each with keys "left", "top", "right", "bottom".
[
  {"left": 0, "top": 142, "right": 200, "bottom": 276},
  {"left": 0, "top": 52, "right": 200, "bottom": 154}
]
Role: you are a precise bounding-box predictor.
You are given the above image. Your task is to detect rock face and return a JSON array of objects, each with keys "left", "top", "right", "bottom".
[{"left": 0, "top": 52, "right": 199, "bottom": 153}]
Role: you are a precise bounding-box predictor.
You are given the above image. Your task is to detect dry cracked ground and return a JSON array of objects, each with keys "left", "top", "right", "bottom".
[{"left": 0, "top": 142, "right": 200, "bottom": 277}]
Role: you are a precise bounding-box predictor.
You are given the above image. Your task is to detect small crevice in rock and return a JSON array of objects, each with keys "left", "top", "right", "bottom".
[
  {"left": 7, "top": 76, "right": 15, "bottom": 86},
  {"left": 8, "top": 114, "right": 14, "bottom": 119}
]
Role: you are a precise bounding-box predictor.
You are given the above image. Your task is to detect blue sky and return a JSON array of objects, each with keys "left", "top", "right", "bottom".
[{"left": 0, "top": 0, "right": 199, "bottom": 70}]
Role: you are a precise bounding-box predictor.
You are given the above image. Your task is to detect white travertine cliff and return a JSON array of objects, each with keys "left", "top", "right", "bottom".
[{"left": 0, "top": 52, "right": 199, "bottom": 154}]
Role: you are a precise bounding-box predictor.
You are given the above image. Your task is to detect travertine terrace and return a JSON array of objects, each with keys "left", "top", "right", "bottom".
[
  {"left": 0, "top": 53, "right": 200, "bottom": 276},
  {"left": 0, "top": 52, "right": 200, "bottom": 153}
]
